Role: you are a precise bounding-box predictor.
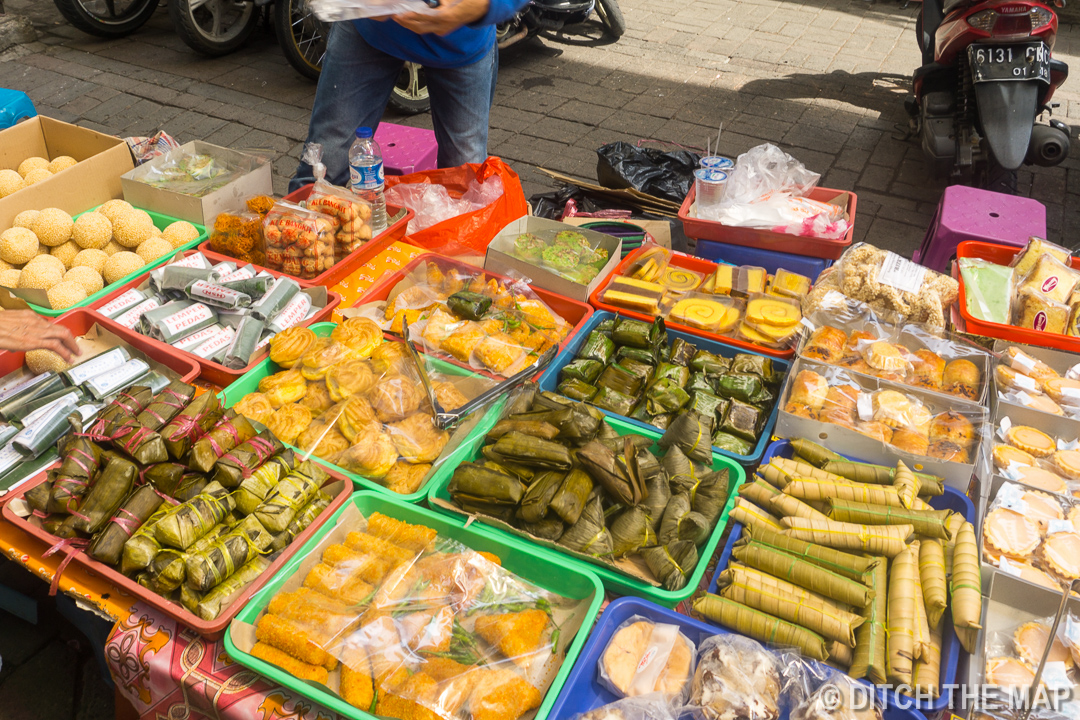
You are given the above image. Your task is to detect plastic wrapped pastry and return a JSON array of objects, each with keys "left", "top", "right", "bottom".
[
  {"left": 269, "top": 326, "right": 318, "bottom": 369},
  {"left": 688, "top": 634, "right": 781, "bottom": 720},
  {"left": 599, "top": 617, "right": 695, "bottom": 700}
]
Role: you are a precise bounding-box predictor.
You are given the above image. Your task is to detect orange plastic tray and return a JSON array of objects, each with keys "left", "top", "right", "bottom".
[
  {"left": 589, "top": 246, "right": 795, "bottom": 359},
  {"left": 678, "top": 185, "right": 856, "bottom": 260},
  {"left": 356, "top": 252, "right": 594, "bottom": 379},
  {"left": 2, "top": 467, "right": 352, "bottom": 639},
  {"left": 0, "top": 308, "right": 201, "bottom": 383},
  {"left": 86, "top": 250, "right": 341, "bottom": 388},
  {"left": 196, "top": 186, "right": 414, "bottom": 288},
  {"left": 956, "top": 240, "right": 1080, "bottom": 352}
]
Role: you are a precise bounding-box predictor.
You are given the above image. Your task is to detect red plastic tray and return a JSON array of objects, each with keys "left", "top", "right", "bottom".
[
  {"left": 956, "top": 240, "right": 1080, "bottom": 352},
  {"left": 2, "top": 468, "right": 352, "bottom": 639},
  {"left": 356, "top": 252, "right": 594, "bottom": 380},
  {"left": 196, "top": 186, "right": 413, "bottom": 288},
  {"left": 678, "top": 185, "right": 856, "bottom": 260},
  {"left": 589, "top": 245, "right": 795, "bottom": 359},
  {"left": 86, "top": 250, "right": 342, "bottom": 388},
  {"left": 0, "top": 308, "right": 200, "bottom": 383}
]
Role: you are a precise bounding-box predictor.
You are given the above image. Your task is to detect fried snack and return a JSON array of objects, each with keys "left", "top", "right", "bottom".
[
  {"left": 336, "top": 429, "right": 399, "bottom": 478},
  {"left": 300, "top": 381, "right": 334, "bottom": 417},
  {"left": 321, "top": 543, "right": 395, "bottom": 583},
  {"left": 366, "top": 512, "right": 436, "bottom": 553},
  {"left": 370, "top": 340, "right": 411, "bottom": 376},
  {"left": 265, "top": 404, "right": 313, "bottom": 445},
  {"left": 345, "top": 531, "right": 417, "bottom": 566},
  {"left": 251, "top": 642, "right": 329, "bottom": 684},
  {"left": 431, "top": 381, "right": 469, "bottom": 412},
  {"left": 296, "top": 422, "right": 350, "bottom": 459},
  {"left": 370, "top": 375, "right": 424, "bottom": 422},
  {"left": 267, "top": 587, "right": 359, "bottom": 639},
  {"left": 789, "top": 370, "right": 828, "bottom": 410},
  {"left": 258, "top": 369, "right": 308, "bottom": 408},
  {"left": 326, "top": 359, "right": 376, "bottom": 402},
  {"left": 335, "top": 396, "right": 380, "bottom": 442},
  {"left": 332, "top": 317, "right": 383, "bottom": 358},
  {"left": 269, "top": 327, "right": 317, "bottom": 369},
  {"left": 255, "top": 613, "right": 338, "bottom": 670},
  {"left": 388, "top": 413, "right": 449, "bottom": 464},
  {"left": 302, "top": 562, "right": 376, "bottom": 605},
  {"left": 340, "top": 645, "right": 375, "bottom": 711},
  {"left": 467, "top": 668, "right": 543, "bottom": 720},
  {"left": 474, "top": 609, "right": 550, "bottom": 664},
  {"left": 803, "top": 326, "right": 848, "bottom": 363},
  {"left": 302, "top": 341, "right": 355, "bottom": 381}
]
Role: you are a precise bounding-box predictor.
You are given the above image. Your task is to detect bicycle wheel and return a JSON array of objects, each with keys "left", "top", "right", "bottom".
[
  {"left": 169, "top": 0, "right": 258, "bottom": 56},
  {"left": 274, "top": 0, "right": 327, "bottom": 80},
  {"left": 388, "top": 62, "right": 430, "bottom": 115},
  {"left": 52, "top": 0, "right": 159, "bottom": 37}
]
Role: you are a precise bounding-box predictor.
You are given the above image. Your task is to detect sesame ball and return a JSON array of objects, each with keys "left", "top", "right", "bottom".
[
  {"left": 0, "top": 228, "right": 39, "bottom": 265},
  {"left": 46, "top": 281, "right": 88, "bottom": 310},
  {"left": 64, "top": 267, "right": 104, "bottom": 295},
  {"left": 47, "top": 156, "right": 77, "bottom": 173},
  {"left": 162, "top": 221, "right": 200, "bottom": 249},
  {"left": 113, "top": 210, "right": 155, "bottom": 248},
  {"left": 0, "top": 270, "right": 21, "bottom": 289},
  {"left": 25, "top": 349, "right": 72, "bottom": 375},
  {"left": 0, "top": 170, "right": 25, "bottom": 198},
  {"left": 72, "top": 249, "right": 108, "bottom": 274},
  {"left": 18, "top": 263, "right": 63, "bottom": 290},
  {"left": 72, "top": 212, "right": 112, "bottom": 250},
  {"left": 17, "top": 157, "right": 48, "bottom": 178},
  {"left": 102, "top": 240, "right": 123, "bottom": 256},
  {"left": 136, "top": 237, "right": 173, "bottom": 264},
  {"left": 103, "top": 251, "right": 145, "bottom": 285},
  {"left": 0, "top": 259, "right": 12, "bottom": 272},
  {"left": 13, "top": 210, "right": 39, "bottom": 229},
  {"left": 22, "top": 168, "right": 52, "bottom": 186},
  {"left": 32, "top": 208, "right": 74, "bottom": 247},
  {"left": 25, "top": 253, "right": 66, "bottom": 276},
  {"left": 98, "top": 200, "right": 133, "bottom": 225},
  {"left": 51, "top": 241, "right": 81, "bottom": 268}
]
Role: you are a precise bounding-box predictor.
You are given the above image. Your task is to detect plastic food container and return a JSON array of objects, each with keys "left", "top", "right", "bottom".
[
  {"left": 709, "top": 438, "right": 973, "bottom": 717},
  {"left": 85, "top": 249, "right": 342, "bottom": 388},
  {"left": 679, "top": 185, "right": 856, "bottom": 260},
  {"left": 196, "top": 185, "right": 413, "bottom": 289},
  {"left": 589, "top": 246, "right": 795, "bottom": 359},
  {"left": 426, "top": 415, "right": 745, "bottom": 607},
  {"left": 23, "top": 207, "right": 207, "bottom": 318},
  {"left": 356, "top": 252, "right": 595, "bottom": 380},
  {"left": 537, "top": 311, "right": 787, "bottom": 468},
  {"left": 219, "top": 322, "right": 503, "bottom": 504},
  {"left": 1, "top": 465, "right": 353, "bottom": 639},
  {"left": 694, "top": 238, "right": 832, "bottom": 279},
  {"left": 0, "top": 307, "right": 200, "bottom": 383},
  {"left": 224, "top": 490, "right": 604, "bottom": 720},
  {"left": 956, "top": 240, "right": 1080, "bottom": 353}
]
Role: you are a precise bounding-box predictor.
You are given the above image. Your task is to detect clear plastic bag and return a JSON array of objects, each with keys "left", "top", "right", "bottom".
[
  {"left": 385, "top": 174, "right": 505, "bottom": 235},
  {"left": 307, "top": 181, "right": 374, "bottom": 261},
  {"left": 596, "top": 615, "right": 696, "bottom": 703},
  {"left": 262, "top": 201, "right": 337, "bottom": 280},
  {"left": 134, "top": 145, "right": 269, "bottom": 198},
  {"left": 569, "top": 695, "right": 679, "bottom": 720},
  {"left": 958, "top": 258, "right": 1016, "bottom": 325},
  {"left": 308, "top": 0, "right": 436, "bottom": 20},
  {"left": 981, "top": 479, "right": 1076, "bottom": 578},
  {"left": 718, "top": 144, "right": 821, "bottom": 208},
  {"left": 688, "top": 634, "right": 783, "bottom": 720},
  {"left": 789, "top": 671, "right": 882, "bottom": 720},
  {"left": 499, "top": 226, "right": 612, "bottom": 286}
]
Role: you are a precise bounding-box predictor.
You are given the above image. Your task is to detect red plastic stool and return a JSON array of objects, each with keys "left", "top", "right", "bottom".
[
  {"left": 374, "top": 123, "right": 438, "bottom": 175},
  {"left": 912, "top": 185, "right": 1046, "bottom": 272}
]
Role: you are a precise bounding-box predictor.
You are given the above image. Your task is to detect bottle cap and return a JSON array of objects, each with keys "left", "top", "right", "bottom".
[{"left": 355, "top": 126, "right": 373, "bottom": 139}]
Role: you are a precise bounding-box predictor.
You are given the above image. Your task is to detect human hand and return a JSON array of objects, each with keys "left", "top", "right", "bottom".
[
  {"left": 394, "top": 0, "right": 489, "bottom": 35},
  {"left": 0, "top": 311, "right": 80, "bottom": 361}
]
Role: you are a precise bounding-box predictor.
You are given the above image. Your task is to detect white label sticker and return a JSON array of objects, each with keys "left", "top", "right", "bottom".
[
  {"left": 1065, "top": 616, "right": 1080, "bottom": 647},
  {"left": 1067, "top": 363, "right": 1080, "bottom": 381},
  {"left": 219, "top": 266, "right": 254, "bottom": 283},
  {"left": 998, "top": 556, "right": 1022, "bottom": 576},
  {"left": 876, "top": 252, "right": 928, "bottom": 294},
  {"left": 1011, "top": 373, "right": 1038, "bottom": 393},
  {"left": 997, "top": 416, "right": 1013, "bottom": 440},
  {"left": 115, "top": 298, "right": 160, "bottom": 329},
  {"left": 175, "top": 324, "right": 224, "bottom": 352},
  {"left": 997, "top": 482, "right": 1029, "bottom": 512},
  {"left": 1047, "top": 518, "right": 1074, "bottom": 536},
  {"left": 194, "top": 327, "right": 235, "bottom": 359},
  {"left": 1044, "top": 662, "right": 1072, "bottom": 690},
  {"left": 189, "top": 281, "right": 244, "bottom": 306},
  {"left": 857, "top": 393, "right": 874, "bottom": 422},
  {"left": 98, "top": 288, "right": 145, "bottom": 318},
  {"left": 161, "top": 303, "right": 214, "bottom": 337},
  {"left": 85, "top": 359, "right": 148, "bottom": 396},
  {"left": 1011, "top": 351, "right": 1038, "bottom": 374},
  {"left": 268, "top": 293, "right": 312, "bottom": 332},
  {"left": 1059, "top": 438, "right": 1080, "bottom": 451},
  {"left": 66, "top": 347, "right": 129, "bottom": 385},
  {"left": 169, "top": 252, "right": 210, "bottom": 270}
]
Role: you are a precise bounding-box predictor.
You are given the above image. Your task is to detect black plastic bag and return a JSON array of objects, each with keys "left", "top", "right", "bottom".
[
  {"left": 596, "top": 142, "right": 701, "bottom": 203},
  {"left": 529, "top": 185, "right": 637, "bottom": 220}
]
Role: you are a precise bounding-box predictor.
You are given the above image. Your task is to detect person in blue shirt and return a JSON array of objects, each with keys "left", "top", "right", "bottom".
[{"left": 289, "top": 0, "right": 527, "bottom": 193}]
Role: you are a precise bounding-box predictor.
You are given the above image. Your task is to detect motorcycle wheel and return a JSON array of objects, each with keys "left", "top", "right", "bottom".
[
  {"left": 595, "top": 0, "right": 625, "bottom": 39},
  {"left": 168, "top": 0, "right": 259, "bottom": 56},
  {"left": 275, "top": 0, "right": 327, "bottom": 80},
  {"left": 388, "top": 62, "right": 431, "bottom": 115},
  {"left": 53, "top": 0, "right": 159, "bottom": 37}
]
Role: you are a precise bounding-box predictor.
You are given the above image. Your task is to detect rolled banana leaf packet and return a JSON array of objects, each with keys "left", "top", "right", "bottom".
[
  {"left": 184, "top": 528, "right": 261, "bottom": 593},
  {"left": 49, "top": 418, "right": 105, "bottom": 513},
  {"left": 253, "top": 461, "right": 326, "bottom": 533},
  {"left": 221, "top": 275, "right": 273, "bottom": 297},
  {"left": 135, "top": 380, "right": 196, "bottom": 431},
  {"left": 825, "top": 498, "right": 954, "bottom": 540},
  {"left": 162, "top": 391, "right": 223, "bottom": 460},
  {"left": 266, "top": 292, "right": 312, "bottom": 334},
  {"left": 107, "top": 420, "right": 169, "bottom": 465},
  {"left": 150, "top": 303, "right": 219, "bottom": 345},
  {"left": 186, "top": 410, "right": 257, "bottom": 474},
  {"left": 850, "top": 562, "right": 888, "bottom": 684},
  {"left": 270, "top": 492, "right": 330, "bottom": 552},
  {"left": 222, "top": 315, "right": 265, "bottom": 370},
  {"left": 173, "top": 474, "right": 209, "bottom": 503},
  {"left": 12, "top": 398, "right": 80, "bottom": 458},
  {"left": 153, "top": 265, "right": 217, "bottom": 295},
  {"left": 88, "top": 484, "right": 172, "bottom": 566},
  {"left": 25, "top": 475, "right": 54, "bottom": 514},
  {"left": 69, "top": 455, "right": 138, "bottom": 535},
  {"left": 250, "top": 276, "right": 301, "bottom": 321},
  {"left": 140, "top": 549, "right": 188, "bottom": 594},
  {"left": 213, "top": 431, "right": 283, "bottom": 488},
  {"left": 192, "top": 556, "right": 271, "bottom": 621},
  {"left": 693, "top": 593, "right": 830, "bottom": 661},
  {"left": 234, "top": 450, "right": 295, "bottom": 515},
  {"left": 743, "top": 525, "right": 878, "bottom": 581},
  {"left": 99, "top": 386, "right": 156, "bottom": 426},
  {"left": 83, "top": 359, "right": 152, "bottom": 401},
  {"left": 140, "top": 463, "right": 186, "bottom": 497},
  {"left": 121, "top": 505, "right": 172, "bottom": 575},
  {"left": 641, "top": 540, "right": 698, "bottom": 591},
  {"left": 732, "top": 536, "right": 873, "bottom": 609},
  {"left": 186, "top": 280, "right": 252, "bottom": 310},
  {"left": 154, "top": 481, "right": 236, "bottom": 551}
]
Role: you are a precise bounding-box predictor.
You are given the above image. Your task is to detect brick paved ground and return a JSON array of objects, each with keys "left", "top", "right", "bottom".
[{"left": 3, "top": 0, "right": 1080, "bottom": 255}]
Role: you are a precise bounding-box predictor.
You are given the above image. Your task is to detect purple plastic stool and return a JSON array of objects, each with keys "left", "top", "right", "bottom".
[
  {"left": 912, "top": 185, "right": 1046, "bottom": 272},
  {"left": 374, "top": 123, "right": 438, "bottom": 176}
]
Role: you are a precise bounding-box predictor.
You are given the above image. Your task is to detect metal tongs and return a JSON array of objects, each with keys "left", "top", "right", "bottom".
[
  {"left": 401, "top": 318, "right": 558, "bottom": 429},
  {"left": 1018, "top": 577, "right": 1080, "bottom": 720}
]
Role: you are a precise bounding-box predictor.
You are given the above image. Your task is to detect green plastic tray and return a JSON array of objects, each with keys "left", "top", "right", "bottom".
[
  {"left": 426, "top": 415, "right": 746, "bottom": 608},
  {"left": 223, "top": 491, "right": 604, "bottom": 720},
  {"left": 219, "top": 322, "right": 504, "bottom": 504},
  {"left": 27, "top": 205, "right": 207, "bottom": 317}
]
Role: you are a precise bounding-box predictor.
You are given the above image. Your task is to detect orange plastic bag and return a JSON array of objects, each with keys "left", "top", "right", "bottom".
[{"left": 383, "top": 156, "right": 527, "bottom": 255}]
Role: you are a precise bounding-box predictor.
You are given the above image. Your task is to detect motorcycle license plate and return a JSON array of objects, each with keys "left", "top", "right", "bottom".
[{"left": 969, "top": 42, "right": 1050, "bottom": 83}]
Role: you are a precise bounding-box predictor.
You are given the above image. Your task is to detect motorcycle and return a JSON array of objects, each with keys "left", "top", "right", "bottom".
[{"left": 909, "top": 0, "right": 1071, "bottom": 189}]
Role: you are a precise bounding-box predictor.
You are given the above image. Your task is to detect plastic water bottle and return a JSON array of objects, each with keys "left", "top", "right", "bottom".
[{"left": 348, "top": 126, "right": 387, "bottom": 232}]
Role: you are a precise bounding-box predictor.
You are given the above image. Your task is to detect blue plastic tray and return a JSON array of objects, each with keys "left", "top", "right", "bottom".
[
  {"left": 694, "top": 238, "right": 832, "bottom": 279},
  {"left": 709, "top": 439, "right": 973, "bottom": 717},
  {"left": 536, "top": 310, "right": 788, "bottom": 468}
]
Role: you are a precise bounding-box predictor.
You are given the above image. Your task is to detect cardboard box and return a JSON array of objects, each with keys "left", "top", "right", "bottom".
[
  {"left": 774, "top": 357, "right": 986, "bottom": 490},
  {"left": 121, "top": 141, "right": 272, "bottom": 227},
  {"left": 0, "top": 117, "right": 134, "bottom": 229},
  {"left": 484, "top": 216, "right": 621, "bottom": 302}
]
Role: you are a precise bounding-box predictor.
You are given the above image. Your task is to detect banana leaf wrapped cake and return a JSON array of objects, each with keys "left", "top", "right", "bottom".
[
  {"left": 445, "top": 384, "right": 732, "bottom": 590},
  {"left": 556, "top": 316, "right": 781, "bottom": 457}
]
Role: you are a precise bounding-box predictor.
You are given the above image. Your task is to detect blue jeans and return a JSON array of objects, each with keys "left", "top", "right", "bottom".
[{"left": 290, "top": 21, "right": 498, "bottom": 193}]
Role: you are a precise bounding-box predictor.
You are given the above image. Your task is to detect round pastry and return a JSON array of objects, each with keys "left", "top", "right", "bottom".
[
  {"left": 1053, "top": 450, "right": 1080, "bottom": 480},
  {"left": 823, "top": 385, "right": 859, "bottom": 412},
  {"left": 993, "top": 444, "right": 1036, "bottom": 471},
  {"left": 1005, "top": 347, "right": 1059, "bottom": 382},
  {"left": 995, "top": 365, "right": 1043, "bottom": 395},
  {"left": 943, "top": 358, "right": 981, "bottom": 396},
  {"left": 336, "top": 428, "right": 399, "bottom": 479},
  {"left": 983, "top": 507, "right": 1042, "bottom": 559},
  {"left": 387, "top": 412, "right": 450, "bottom": 463},
  {"left": 788, "top": 370, "right": 829, "bottom": 411},
  {"left": 985, "top": 657, "right": 1037, "bottom": 690},
  {"left": 296, "top": 422, "right": 350, "bottom": 460},
  {"left": 802, "top": 326, "right": 848, "bottom": 364},
  {"left": 819, "top": 406, "right": 856, "bottom": 429},
  {"left": 301, "top": 341, "right": 356, "bottom": 381},
  {"left": 927, "top": 440, "right": 969, "bottom": 463},
  {"left": 1038, "top": 531, "right": 1080, "bottom": 580},
  {"left": 369, "top": 375, "right": 423, "bottom": 423},
  {"left": 601, "top": 621, "right": 695, "bottom": 698},
  {"left": 326, "top": 358, "right": 376, "bottom": 402},
  {"left": 335, "top": 396, "right": 379, "bottom": 443},
  {"left": 1015, "top": 466, "right": 1068, "bottom": 494},
  {"left": 1010, "top": 561, "right": 1063, "bottom": 592},
  {"left": 1020, "top": 393, "right": 1065, "bottom": 416},
  {"left": 383, "top": 461, "right": 433, "bottom": 495},
  {"left": 873, "top": 369, "right": 907, "bottom": 384},
  {"left": 783, "top": 402, "right": 817, "bottom": 421},
  {"left": 1044, "top": 378, "right": 1080, "bottom": 405},
  {"left": 370, "top": 340, "right": 411, "bottom": 376},
  {"left": 872, "top": 390, "right": 912, "bottom": 428},
  {"left": 234, "top": 391, "right": 275, "bottom": 425},
  {"left": 431, "top": 381, "right": 469, "bottom": 412},
  {"left": 265, "top": 404, "right": 313, "bottom": 445},
  {"left": 856, "top": 421, "right": 893, "bottom": 444},
  {"left": 1015, "top": 622, "right": 1071, "bottom": 670},
  {"left": 1021, "top": 490, "right": 1064, "bottom": 535},
  {"left": 928, "top": 411, "right": 976, "bottom": 447},
  {"left": 331, "top": 317, "right": 383, "bottom": 359},
  {"left": 300, "top": 380, "right": 334, "bottom": 417},
  {"left": 269, "top": 326, "right": 317, "bottom": 369},
  {"left": 889, "top": 428, "right": 928, "bottom": 456},
  {"left": 1006, "top": 425, "right": 1056, "bottom": 458},
  {"left": 906, "top": 404, "right": 933, "bottom": 437},
  {"left": 256, "top": 368, "right": 308, "bottom": 408},
  {"left": 836, "top": 355, "right": 873, "bottom": 375},
  {"left": 865, "top": 341, "right": 910, "bottom": 372},
  {"left": 846, "top": 331, "right": 876, "bottom": 349},
  {"left": 909, "top": 349, "right": 946, "bottom": 390}
]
